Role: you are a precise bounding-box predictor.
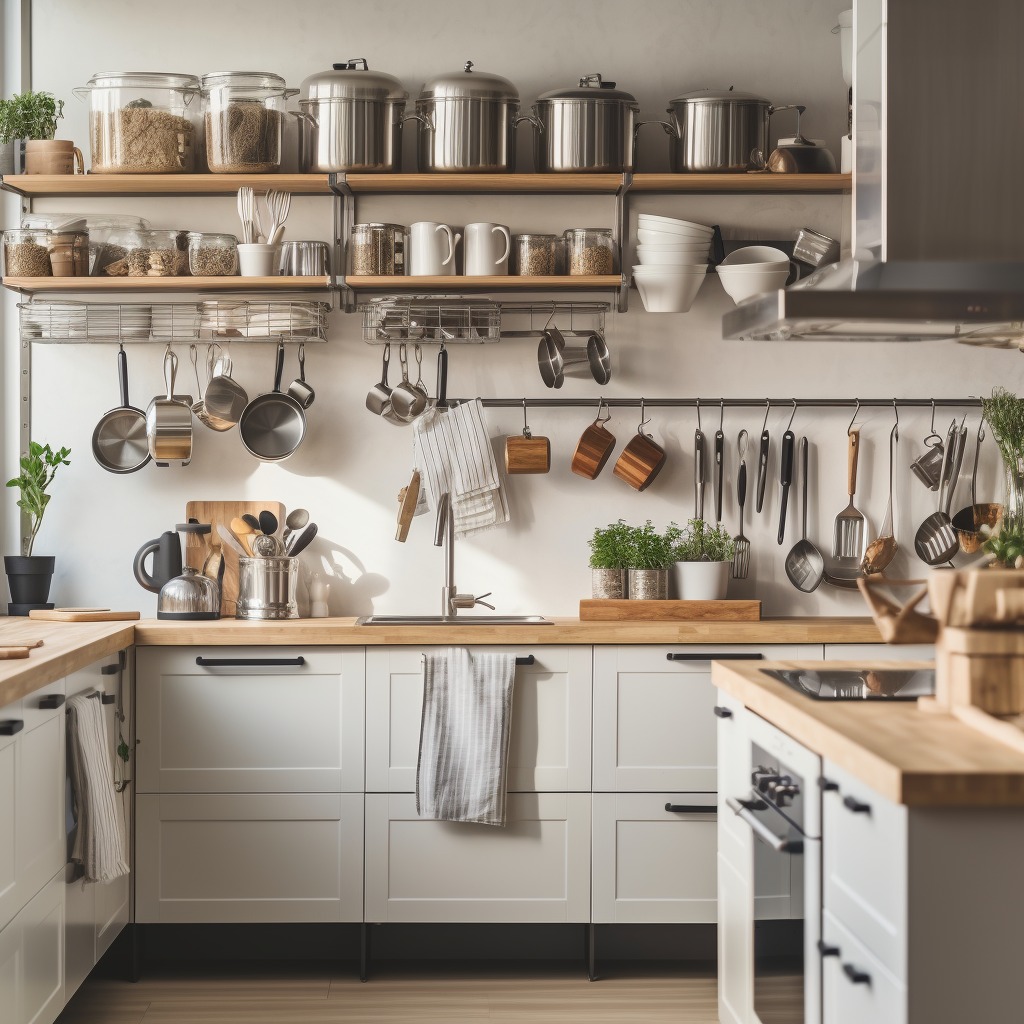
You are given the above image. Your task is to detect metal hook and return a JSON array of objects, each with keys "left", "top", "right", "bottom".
[
  {"left": 543, "top": 302, "right": 557, "bottom": 331},
  {"left": 595, "top": 396, "right": 611, "bottom": 425},
  {"left": 522, "top": 398, "right": 533, "bottom": 439},
  {"left": 891, "top": 399, "right": 899, "bottom": 441},
  {"left": 786, "top": 399, "right": 798, "bottom": 432},
  {"left": 929, "top": 399, "right": 936, "bottom": 435},
  {"left": 737, "top": 428, "right": 749, "bottom": 459},
  {"left": 761, "top": 398, "right": 771, "bottom": 433},
  {"left": 695, "top": 397, "right": 702, "bottom": 432},
  {"left": 638, "top": 398, "right": 651, "bottom": 435},
  {"left": 719, "top": 399, "right": 725, "bottom": 432},
  {"left": 848, "top": 399, "right": 861, "bottom": 436}
]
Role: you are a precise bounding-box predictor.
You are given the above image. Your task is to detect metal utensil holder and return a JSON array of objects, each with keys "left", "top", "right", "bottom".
[
  {"left": 360, "top": 297, "right": 501, "bottom": 343},
  {"left": 236, "top": 556, "right": 299, "bottom": 620}
]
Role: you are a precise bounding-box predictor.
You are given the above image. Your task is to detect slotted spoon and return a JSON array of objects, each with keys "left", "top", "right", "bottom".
[
  {"left": 914, "top": 420, "right": 961, "bottom": 565},
  {"left": 832, "top": 427, "right": 866, "bottom": 560},
  {"left": 733, "top": 430, "right": 750, "bottom": 579}
]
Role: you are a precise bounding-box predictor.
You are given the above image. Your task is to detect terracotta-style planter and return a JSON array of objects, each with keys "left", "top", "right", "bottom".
[
  {"left": 23, "top": 139, "right": 83, "bottom": 175},
  {"left": 674, "top": 560, "right": 730, "bottom": 601}
]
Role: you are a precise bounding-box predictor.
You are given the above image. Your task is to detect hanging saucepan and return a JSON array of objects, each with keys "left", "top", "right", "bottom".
[
  {"left": 238, "top": 341, "right": 306, "bottom": 462},
  {"left": 146, "top": 348, "right": 193, "bottom": 467},
  {"left": 92, "top": 344, "right": 151, "bottom": 473},
  {"left": 665, "top": 88, "right": 803, "bottom": 172}
]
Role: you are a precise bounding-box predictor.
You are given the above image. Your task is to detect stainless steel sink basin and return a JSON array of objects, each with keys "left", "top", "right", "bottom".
[{"left": 356, "top": 615, "right": 552, "bottom": 626}]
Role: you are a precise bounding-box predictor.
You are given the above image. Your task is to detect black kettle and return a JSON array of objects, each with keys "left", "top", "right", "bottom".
[{"left": 133, "top": 530, "right": 182, "bottom": 594}]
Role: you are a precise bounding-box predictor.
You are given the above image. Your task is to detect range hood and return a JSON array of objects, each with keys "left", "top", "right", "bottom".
[{"left": 724, "top": 0, "right": 1024, "bottom": 344}]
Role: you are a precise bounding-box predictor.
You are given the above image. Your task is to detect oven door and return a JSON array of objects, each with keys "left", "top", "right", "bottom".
[{"left": 727, "top": 793, "right": 821, "bottom": 1024}]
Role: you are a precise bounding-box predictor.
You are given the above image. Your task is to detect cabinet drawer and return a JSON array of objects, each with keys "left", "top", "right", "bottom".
[
  {"left": 365, "top": 646, "right": 591, "bottom": 793},
  {"left": 823, "top": 759, "right": 907, "bottom": 981},
  {"left": 135, "top": 793, "right": 363, "bottom": 923},
  {"left": 136, "top": 647, "right": 365, "bottom": 793},
  {"left": 592, "top": 792, "right": 716, "bottom": 923},
  {"left": 364, "top": 792, "right": 590, "bottom": 923},
  {"left": 823, "top": 644, "right": 934, "bottom": 662},
  {"left": 594, "top": 645, "right": 820, "bottom": 791},
  {"left": 822, "top": 910, "right": 906, "bottom": 1024}
]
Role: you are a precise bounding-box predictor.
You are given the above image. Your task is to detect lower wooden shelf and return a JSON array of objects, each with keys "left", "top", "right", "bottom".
[
  {"left": 345, "top": 275, "right": 621, "bottom": 291},
  {"left": 3, "top": 275, "right": 331, "bottom": 294}
]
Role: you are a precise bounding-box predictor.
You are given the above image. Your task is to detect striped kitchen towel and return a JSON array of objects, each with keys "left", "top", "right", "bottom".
[
  {"left": 416, "top": 648, "right": 517, "bottom": 827},
  {"left": 66, "top": 692, "right": 129, "bottom": 883}
]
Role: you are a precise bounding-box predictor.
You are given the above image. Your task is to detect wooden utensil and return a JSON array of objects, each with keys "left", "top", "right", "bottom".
[
  {"left": 28, "top": 609, "right": 140, "bottom": 622},
  {"left": 571, "top": 400, "right": 616, "bottom": 479},
  {"left": 230, "top": 517, "right": 257, "bottom": 556},
  {"left": 0, "top": 648, "right": 31, "bottom": 659},
  {"left": 505, "top": 401, "right": 550, "bottom": 474},
  {"left": 396, "top": 470, "right": 421, "bottom": 542}
]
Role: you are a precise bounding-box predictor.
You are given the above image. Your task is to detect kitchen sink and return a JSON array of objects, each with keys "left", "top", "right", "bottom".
[{"left": 356, "top": 615, "right": 552, "bottom": 626}]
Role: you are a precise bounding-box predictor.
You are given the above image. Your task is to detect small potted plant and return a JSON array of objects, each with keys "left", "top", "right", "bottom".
[
  {"left": 0, "top": 91, "right": 77, "bottom": 175},
  {"left": 672, "top": 519, "right": 735, "bottom": 600},
  {"left": 982, "top": 387, "right": 1024, "bottom": 567},
  {"left": 5, "top": 441, "right": 71, "bottom": 613},
  {"left": 588, "top": 520, "right": 632, "bottom": 599},
  {"left": 623, "top": 520, "right": 681, "bottom": 600}
]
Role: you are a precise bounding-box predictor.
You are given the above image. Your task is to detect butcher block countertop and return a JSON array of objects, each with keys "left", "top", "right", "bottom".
[{"left": 713, "top": 660, "right": 1024, "bottom": 808}]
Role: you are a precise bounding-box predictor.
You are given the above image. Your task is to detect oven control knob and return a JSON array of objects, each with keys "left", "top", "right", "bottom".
[{"left": 756, "top": 771, "right": 780, "bottom": 793}]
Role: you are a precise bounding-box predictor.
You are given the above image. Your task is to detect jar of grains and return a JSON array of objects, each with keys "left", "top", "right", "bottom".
[
  {"left": 187, "top": 232, "right": 239, "bottom": 276},
  {"left": 201, "top": 72, "right": 298, "bottom": 173},
  {"left": 511, "top": 233, "right": 559, "bottom": 276},
  {"left": 103, "top": 229, "right": 190, "bottom": 278},
  {"left": 75, "top": 72, "right": 201, "bottom": 174},
  {"left": 350, "top": 223, "right": 407, "bottom": 276},
  {"left": 562, "top": 227, "right": 616, "bottom": 276},
  {"left": 2, "top": 229, "right": 53, "bottom": 277}
]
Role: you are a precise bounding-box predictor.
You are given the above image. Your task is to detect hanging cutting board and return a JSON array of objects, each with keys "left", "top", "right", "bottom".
[
  {"left": 28, "top": 609, "right": 141, "bottom": 622},
  {"left": 184, "top": 501, "right": 286, "bottom": 618}
]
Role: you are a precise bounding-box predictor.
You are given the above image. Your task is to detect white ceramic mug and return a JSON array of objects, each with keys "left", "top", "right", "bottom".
[
  {"left": 409, "top": 221, "right": 459, "bottom": 276},
  {"left": 464, "top": 222, "right": 511, "bottom": 276}
]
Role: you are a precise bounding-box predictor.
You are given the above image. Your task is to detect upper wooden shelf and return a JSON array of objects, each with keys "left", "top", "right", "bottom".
[
  {"left": 3, "top": 275, "right": 329, "bottom": 294},
  {"left": 345, "top": 274, "right": 621, "bottom": 291},
  {"left": 0, "top": 173, "right": 332, "bottom": 197},
  {"left": 340, "top": 173, "right": 625, "bottom": 194},
  {"left": 631, "top": 173, "right": 851, "bottom": 193}
]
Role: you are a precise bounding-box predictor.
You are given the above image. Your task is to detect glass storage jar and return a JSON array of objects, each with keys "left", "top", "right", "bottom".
[
  {"left": 75, "top": 72, "right": 201, "bottom": 174},
  {"left": 2, "top": 229, "right": 53, "bottom": 277},
  {"left": 101, "top": 229, "right": 189, "bottom": 277},
  {"left": 201, "top": 71, "right": 297, "bottom": 173},
  {"left": 511, "top": 233, "right": 559, "bottom": 275},
  {"left": 350, "top": 223, "right": 407, "bottom": 276},
  {"left": 187, "top": 232, "right": 239, "bottom": 276},
  {"left": 48, "top": 229, "right": 90, "bottom": 277},
  {"left": 563, "top": 227, "right": 615, "bottom": 275}
]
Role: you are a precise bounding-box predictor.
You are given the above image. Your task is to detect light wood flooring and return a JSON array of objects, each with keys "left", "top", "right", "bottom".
[{"left": 56, "top": 962, "right": 719, "bottom": 1023}]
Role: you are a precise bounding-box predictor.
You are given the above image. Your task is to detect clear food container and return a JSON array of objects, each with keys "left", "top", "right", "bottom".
[
  {"left": 563, "top": 227, "right": 615, "bottom": 276},
  {"left": 3, "top": 229, "right": 53, "bottom": 277},
  {"left": 187, "top": 232, "right": 239, "bottom": 276},
  {"left": 101, "top": 229, "right": 189, "bottom": 277},
  {"left": 48, "top": 230, "right": 90, "bottom": 277},
  {"left": 201, "top": 71, "right": 297, "bottom": 173},
  {"left": 511, "top": 233, "right": 559, "bottom": 276},
  {"left": 350, "top": 222, "right": 407, "bottom": 276},
  {"left": 75, "top": 72, "right": 201, "bottom": 174}
]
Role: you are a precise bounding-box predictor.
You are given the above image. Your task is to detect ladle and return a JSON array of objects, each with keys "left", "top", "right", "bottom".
[{"left": 785, "top": 437, "right": 825, "bottom": 592}]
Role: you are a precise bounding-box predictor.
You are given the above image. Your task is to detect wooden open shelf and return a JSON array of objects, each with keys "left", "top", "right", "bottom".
[
  {"left": 3, "top": 275, "right": 330, "bottom": 294},
  {"left": 0, "top": 173, "right": 331, "bottom": 197},
  {"left": 631, "top": 172, "right": 851, "bottom": 193},
  {"left": 345, "top": 275, "right": 621, "bottom": 292},
  {"left": 342, "top": 173, "right": 625, "bottom": 194}
]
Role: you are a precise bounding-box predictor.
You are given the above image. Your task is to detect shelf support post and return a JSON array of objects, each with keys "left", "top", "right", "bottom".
[
  {"left": 329, "top": 172, "right": 357, "bottom": 313},
  {"left": 613, "top": 172, "right": 633, "bottom": 313}
]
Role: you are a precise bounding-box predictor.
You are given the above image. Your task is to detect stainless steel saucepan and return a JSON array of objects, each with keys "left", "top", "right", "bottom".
[
  {"left": 92, "top": 344, "right": 151, "bottom": 474},
  {"left": 146, "top": 348, "right": 193, "bottom": 467}
]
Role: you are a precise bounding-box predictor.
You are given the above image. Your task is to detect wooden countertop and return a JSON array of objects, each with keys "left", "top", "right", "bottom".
[{"left": 713, "top": 660, "right": 1024, "bottom": 808}]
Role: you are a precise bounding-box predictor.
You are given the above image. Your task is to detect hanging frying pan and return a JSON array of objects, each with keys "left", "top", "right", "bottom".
[
  {"left": 92, "top": 344, "right": 151, "bottom": 474},
  {"left": 238, "top": 341, "right": 307, "bottom": 462}
]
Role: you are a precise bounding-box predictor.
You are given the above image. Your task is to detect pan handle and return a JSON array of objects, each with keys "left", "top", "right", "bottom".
[
  {"left": 117, "top": 344, "right": 130, "bottom": 407},
  {"left": 273, "top": 340, "right": 286, "bottom": 393},
  {"left": 436, "top": 345, "right": 448, "bottom": 407}
]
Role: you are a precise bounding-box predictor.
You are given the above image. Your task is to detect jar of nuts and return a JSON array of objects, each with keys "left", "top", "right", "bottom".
[
  {"left": 187, "top": 232, "right": 239, "bottom": 276},
  {"left": 103, "top": 229, "right": 190, "bottom": 278},
  {"left": 563, "top": 227, "right": 616, "bottom": 276},
  {"left": 511, "top": 233, "right": 559, "bottom": 276},
  {"left": 2, "top": 228, "right": 53, "bottom": 277}
]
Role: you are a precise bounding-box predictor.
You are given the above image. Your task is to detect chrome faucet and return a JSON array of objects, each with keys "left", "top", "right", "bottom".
[{"left": 433, "top": 492, "right": 495, "bottom": 618}]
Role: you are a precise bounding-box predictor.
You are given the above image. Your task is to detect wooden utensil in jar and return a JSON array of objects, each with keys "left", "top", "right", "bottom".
[
  {"left": 571, "top": 399, "right": 616, "bottom": 479},
  {"left": 505, "top": 400, "right": 550, "bottom": 474}
]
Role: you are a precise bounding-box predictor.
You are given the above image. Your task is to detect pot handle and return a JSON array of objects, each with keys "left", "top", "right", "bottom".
[
  {"left": 401, "top": 111, "right": 434, "bottom": 132},
  {"left": 133, "top": 539, "right": 162, "bottom": 594},
  {"left": 514, "top": 110, "right": 543, "bottom": 133},
  {"left": 634, "top": 118, "right": 680, "bottom": 141},
  {"left": 289, "top": 109, "right": 319, "bottom": 128}
]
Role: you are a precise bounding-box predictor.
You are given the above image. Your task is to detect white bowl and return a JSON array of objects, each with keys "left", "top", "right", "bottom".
[
  {"left": 636, "top": 242, "right": 710, "bottom": 255},
  {"left": 716, "top": 264, "right": 790, "bottom": 304},
  {"left": 712, "top": 260, "right": 789, "bottom": 273},
  {"left": 634, "top": 269, "right": 707, "bottom": 313},
  {"left": 637, "top": 225, "right": 712, "bottom": 246},
  {"left": 638, "top": 214, "right": 714, "bottom": 236},
  {"left": 719, "top": 245, "right": 790, "bottom": 267},
  {"left": 636, "top": 249, "right": 708, "bottom": 268}
]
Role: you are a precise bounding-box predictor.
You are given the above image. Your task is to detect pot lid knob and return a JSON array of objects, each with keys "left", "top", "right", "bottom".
[
  {"left": 464, "top": 60, "right": 474, "bottom": 73},
  {"left": 578, "top": 73, "right": 617, "bottom": 89}
]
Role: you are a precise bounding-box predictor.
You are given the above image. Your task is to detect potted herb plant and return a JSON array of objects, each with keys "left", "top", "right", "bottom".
[
  {"left": 5, "top": 441, "right": 71, "bottom": 613},
  {"left": 671, "top": 519, "right": 735, "bottom": 600},
  {"left": 623, "top": 520, "right": 681, "bottom": 600},
  {"left": 588, "top": 520, "right": 632, "bottom": 599},
  {"left": 0, "top": 91, "right": 77, "bottom": 175},
  {"left": 981, "top": 387, "right": 1024, "bottom": 567}
]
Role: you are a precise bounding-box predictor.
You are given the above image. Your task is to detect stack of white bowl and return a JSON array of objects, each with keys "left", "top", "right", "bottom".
[
  {"left": 715, "top": 246, "right": 793, "bottom": 305},
  {"left": 633, "top": 214, "right": 713, "bottom": 313}
]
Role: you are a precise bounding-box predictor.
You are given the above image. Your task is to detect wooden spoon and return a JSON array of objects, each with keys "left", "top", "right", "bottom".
[{"left": 229, "top": 517, "right": 256, "bottom": 556}]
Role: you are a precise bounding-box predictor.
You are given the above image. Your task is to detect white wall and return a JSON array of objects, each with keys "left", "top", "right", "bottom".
[{"left": 6, "top": 0, "right": 1023, "bottom": 618}]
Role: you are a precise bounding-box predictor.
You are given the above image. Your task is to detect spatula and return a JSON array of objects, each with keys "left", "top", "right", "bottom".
[{"left": 832, "top": 427, "right": 866, "bottom": 560}]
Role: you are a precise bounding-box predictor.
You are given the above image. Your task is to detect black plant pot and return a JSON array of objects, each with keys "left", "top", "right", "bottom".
[{"left": 4, "top": 555, "right": 55, "bottom": 611}]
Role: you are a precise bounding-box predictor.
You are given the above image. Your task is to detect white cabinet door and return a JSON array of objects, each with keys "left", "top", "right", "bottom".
[
  {"left": 0, "top": 705, "right": 19, "bottom": 932},
  {"left": 823, "top": 644, "right": 935, "bottom": 662},
  {"left": 593, "top": 645, "right": 821, "bottom": 792},
  {"left": 592, "top": 792, "right": 717, "bottom": 924},
  {"left": 364, "top": 792, "right": 590, "bottom": 923},
  {"left": 822, "top": 910, "right": 906, "bottom": 1024},
  {"left": 19, "top": 871, "right": 65, "bottom": 1024},
  {"left": 136, "top": 647, "right": 365, "bottom": 793},
  {"left": 365, "top": 646, "right": 592, "bottom": 793},
  {"left": 718, "top": 852, "right": 752, "bottom": 1024},
  {"left": 135, "top": 792, "right": 362, "bottom": 924}
]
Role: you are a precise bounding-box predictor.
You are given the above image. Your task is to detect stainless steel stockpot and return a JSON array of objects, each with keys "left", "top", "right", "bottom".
[
  {"left": 409, "top": 60, "right": 538, "bottom": 173},
  {"left": 532, "top": 73, "right": 676, "bottom": 173},
  {"left": 295, "top": 59, "right": 408, "bottom": 172},
  {"left": 666, "top": 89, "right": 801, "bottom": 173}
]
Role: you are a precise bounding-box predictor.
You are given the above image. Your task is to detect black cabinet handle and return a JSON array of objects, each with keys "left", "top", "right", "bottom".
[
  {"left": 820, "top": 777, "right": 839, "bottom": 791},
  {"left": 101, "top": 664, "right": 118, "bottom": 675},
  {"left": 0, "top": 720, "right": 24, "bottom": 736},
  {"left": 817, "top": 940, "right": 841, "bottom": 957},
  {"left": 196, "top": 657, "right": 306, "bottom": 668},
  {"left": 667, "top": 653, "right": 765, "bottom": 662},
  {"left": 101, "top": 693, "right": 116, "bottom": 705},
  {"left": 515, "top": 656, "right": 535, "bottom": 666},
  {"left": 843, "top": 795, "right": 871, "bottom": 814},
  {"left": 713, "top": 706, "right": 733, "bottom": 719},
  {"left": 843, "top": 963, "right": 871, "bottom": 985},
  {"left": 38, "top": 694, "right": 66, "bottom": 710},
  {"left": 665, "top": 803, "right": 717, "bottom": 814}
]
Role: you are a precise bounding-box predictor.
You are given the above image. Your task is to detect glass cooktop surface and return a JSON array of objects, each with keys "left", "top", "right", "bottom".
[{"left": 763, "top": 668, "right": 935, "bottom": 701}]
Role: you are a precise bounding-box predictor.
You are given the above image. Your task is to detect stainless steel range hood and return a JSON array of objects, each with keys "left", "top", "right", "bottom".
[{"left": 723, "top": 0, "right": 1024, "bottom": 343}]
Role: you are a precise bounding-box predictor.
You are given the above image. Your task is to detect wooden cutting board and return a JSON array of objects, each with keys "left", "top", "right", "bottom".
[
  {"left": 184, "top": 501, "right": 286, "bottom": 617},
  {"left": 579, "top": 599, "right": 761, "bottom": 622},
  {"left": 28, "top": 609, "right": 141, "bottom": 622}
]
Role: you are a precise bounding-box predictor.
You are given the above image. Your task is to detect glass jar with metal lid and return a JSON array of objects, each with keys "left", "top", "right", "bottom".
[
  {"left": 74, "top": 72, "right": 201, "bottom": 173},
  {"left": 350, "top": 223, "right": 408, "bottom": 276},
  {"left": 201, "top": 71, "right": 297, "bottom": 173},
  {"left": 296, "top": 59, "right": 408, "bottom": 172},
  {"left": 410, "top": 60, "right": 538, "bottom": 173},
  {"left": 532, "top": 73, "right": 675, "bottom": 173}
]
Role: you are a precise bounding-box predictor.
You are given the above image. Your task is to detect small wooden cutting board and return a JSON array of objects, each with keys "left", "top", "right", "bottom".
[
  {"left": 0, "top": 640, "right": 44, "bottom": 650},
  {"left": 28, "top": 609, "right": 141, "bottom": 622},
  {"left": 0, "top": 648, "right": 31, "bottom": 660}
]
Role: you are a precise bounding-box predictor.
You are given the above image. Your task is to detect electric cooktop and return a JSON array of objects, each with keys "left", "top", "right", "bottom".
[{"left": 763, "top": 668, "right": 936, "bottom": 701}]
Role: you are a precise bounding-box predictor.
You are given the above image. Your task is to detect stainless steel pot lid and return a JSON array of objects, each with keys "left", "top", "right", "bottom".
[
  {"left": 300, "top": 59, "right": 407, "bottom": 102},
  {"left": 536, "top": 73, "right": 638, "bottom": 106},
  {"left": 417, "top": 60, "right": 518, "bottom": 102},
  {"left": 668, "top": 87, "right": 771, "bottom": 105},
  {"left": 80, "top": 71, "right": 201, "bottom": 92}
]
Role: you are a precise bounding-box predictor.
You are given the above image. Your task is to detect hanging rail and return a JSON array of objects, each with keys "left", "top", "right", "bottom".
[{"left": 446, "top": 397, "right": 982, "bottom": 410}]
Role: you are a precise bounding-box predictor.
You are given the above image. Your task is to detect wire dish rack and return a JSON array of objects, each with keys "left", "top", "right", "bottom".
[
  {"left": 360, "top": 297, "right": 501, "bottom": 344},
  {"left": 18, "top": 299, "right": 331, "bottom": 344}
]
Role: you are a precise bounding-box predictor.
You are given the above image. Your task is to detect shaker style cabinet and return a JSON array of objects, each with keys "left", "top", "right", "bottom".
[{"left": 134, "top": 647, "right": 365, "bottom": 923}]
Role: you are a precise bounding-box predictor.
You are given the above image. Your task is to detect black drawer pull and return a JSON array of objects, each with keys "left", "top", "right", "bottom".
[
  {"left": 196, "top": 657, "right": 306, "bottom": 668},
  {"left": 843, "top": 963, "right": 871, "bottom": 985},
  {"left": 820, "top": 777, "right": 840, "bottom": 791},
  {"left": 38, "top": 694, "right": 66, "bottom": 710},
  {"left": 665, "top": 803, "right": 717, "bottom": 814},
  {"left": 667, "top": 652, "right": 765, "bottom": 662},
  {"left": 713, "top": 706, "right": 733, "bottom": 719},
  {"left": 0, "top": 720, "right": 24, "bottom": 736},
  {"left": 101, "top": 664, "right": 118, "bottom": 675},
  {"left": 843, "top": 795, "right": 871, "bottom": 814},
  {"left": 515, "top": 656, "right": 535, "bottom": 666},
  {"left": 101, "top": 693, "right": 116, "bottom": 705},
  {"left": 817, "top": 940, "right": 841, "bottom": 957}
]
